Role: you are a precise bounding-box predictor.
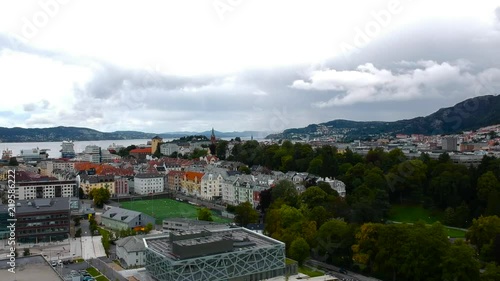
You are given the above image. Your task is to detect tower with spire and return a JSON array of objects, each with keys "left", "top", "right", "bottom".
[{"left": 209, "top": 128, "right": 217, "bottom": 155}]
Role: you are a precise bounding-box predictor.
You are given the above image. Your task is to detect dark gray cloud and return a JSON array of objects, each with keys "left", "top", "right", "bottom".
[{"left": 3, "top": 7, "right": 500, "bottom": 132}]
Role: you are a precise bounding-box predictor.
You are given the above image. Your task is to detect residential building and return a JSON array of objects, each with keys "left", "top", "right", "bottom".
[
  {"left": 15, "top": 179, "right": 76, "bottom": 200},
  {"left": 167, "top": 170, "right": 185, "bottom": 192},
  {"left": 0, "top": 198, "right": 71, "bottom": 243},
  {"left": 80, "top": 174, "right": 115, "bottom": 195},
  {"left": 180, "top": 171, "right": 204, "bottom": 196},
  {"left": 319, "top": 178, "right": 347, "bottom": 197},
  {"left": 101, "top": 207, "right": 155, "bottom": 231},
  {"left": 144, "top": 228, "right": 286, "bottom": 281},
  {"left": 116, "top": 235, "right": 147, "bottom": 268},
  {"left": 222, "top": 178, "right": 236, "bottom": 205},
  {"left": 12, "top": 171, "right": 76, "bottom": 200},
  {"left": 200, "top": 172, "right": 224, "bottom": 200},
  {"left": 134, "top": 173, "right": 164, "bottom": 195},
  {"left": 114, "top": 176, "right": 129, "bottom": 196},
  {"left": 442, "top": 137, "right": 458, "bottom": 151},
  {"left": 160, "top": 143, "right": 180, "bottom": 156}
]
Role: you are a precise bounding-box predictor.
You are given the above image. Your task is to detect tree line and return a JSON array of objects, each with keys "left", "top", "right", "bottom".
[
  {"left": 224, "top": 141, "right": 500, "bottom": 279},
  {"left": 261, "top": 180, "right": 500, "bottom": 280},
  {"left": 228, "top": 141, "right": 500, "bottom": 225}
]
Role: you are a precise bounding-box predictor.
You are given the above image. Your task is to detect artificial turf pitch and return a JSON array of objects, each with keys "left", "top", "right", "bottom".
[{"left": 119, "top": 198, "right": 231, "bottom": 224}]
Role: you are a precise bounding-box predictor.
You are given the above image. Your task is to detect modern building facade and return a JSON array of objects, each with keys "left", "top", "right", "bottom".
[
  {"left": 442, "top": 137, "right": 458, "bottom": 151},
  {"left": 0, "top": 198, "right": 71, "bottom": 243},
  {"left": 14, "top": 173, "right": 77, "bottom": 200},
  {"left": 145, "top": 228, "right": 286, "bottom": 281}
]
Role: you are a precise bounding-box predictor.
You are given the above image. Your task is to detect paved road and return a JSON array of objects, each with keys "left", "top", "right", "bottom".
[
  {"left": 80, "top": 219, "right": 92, "bottom": 237},
  {"left": 307, "top": 259, "right": 382, "bottom": 281}
]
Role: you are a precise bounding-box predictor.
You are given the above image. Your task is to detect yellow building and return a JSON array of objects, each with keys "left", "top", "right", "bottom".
[
  {"left": 80, "top": 175, "right": 116, "bottom": 195},
  {"left": 151, "top": 136, "right": 163, "bottom": 155},
  {"left": 180, "top": 171, "right": 204, "bottom": 196}
]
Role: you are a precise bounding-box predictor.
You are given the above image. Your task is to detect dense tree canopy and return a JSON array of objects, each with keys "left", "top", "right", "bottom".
[
  {"left": 197, "top": 208, "right": 213, "bottom": 221},
  {"left": 89, "top": 187, "right": 110, "bottom": 208},
  {"left": 225, "top": 141, "right": 500, "bottom": 279}
]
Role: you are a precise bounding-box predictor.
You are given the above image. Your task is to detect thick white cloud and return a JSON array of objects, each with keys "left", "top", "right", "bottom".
[{"left": 291, "top": 61, "right": 500, "bottom": 108}]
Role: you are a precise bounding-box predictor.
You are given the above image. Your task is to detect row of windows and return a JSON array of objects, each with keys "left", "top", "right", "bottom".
[
  {"left": 19, "top": 214, "right": 68, "bottom": 221},
  {"left": 19, "top": 220, "right": 68, "bottom": 227},
  {"left": 18, "top": 227, "right": 68, "bottom": 235},
  {"left": 20, "top": 185, "right": 75, "bottom": 189}
]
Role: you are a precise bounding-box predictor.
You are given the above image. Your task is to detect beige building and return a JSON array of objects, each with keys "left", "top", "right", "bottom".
[{"left": 80, "top": 174, "right": 116, "bottom": 195}]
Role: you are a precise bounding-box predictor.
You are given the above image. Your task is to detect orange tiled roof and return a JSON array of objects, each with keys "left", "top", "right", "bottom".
[
  {"left": 75, "top": 162, "right": 134, "bottom": 176},
  {"left": 184, "top": 171, "right": 204, "bottom": 182}
]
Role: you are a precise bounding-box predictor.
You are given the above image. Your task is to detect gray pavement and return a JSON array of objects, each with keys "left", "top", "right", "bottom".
[{"left": 307, "top": 259, "right": 382, "bottom": 281}]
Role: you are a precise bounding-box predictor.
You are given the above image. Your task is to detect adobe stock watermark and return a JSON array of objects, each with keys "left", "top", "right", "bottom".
[
  {"left": 250, "top": 104, "right": 291, "bottom": 141},
  {"left": 15, "top": 0, "right": 70, "bottom": 43},
  {"left": 123, "top": 64, "right": 162, "bottom": 110},
  {"left": 6, "top": 170, "right": 17, "bottom": 274},
  {"left": 213, "top": 0, "right": 243, "bottom": 21},
  {"left": 339, "top": 0, "right": 405, "bottom": 59}
]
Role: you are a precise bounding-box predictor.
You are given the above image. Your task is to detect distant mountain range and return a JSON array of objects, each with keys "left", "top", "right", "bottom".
[
  {"left": 266, "top": 94, "right": 500, "bottom": 140},
  {"left": 0, "top": 126, "right": 266, "bottom": 142}
]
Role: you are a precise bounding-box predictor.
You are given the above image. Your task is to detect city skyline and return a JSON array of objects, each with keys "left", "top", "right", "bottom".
[{"left": 0, "top": 1, "right": 499, "bottom": 133}]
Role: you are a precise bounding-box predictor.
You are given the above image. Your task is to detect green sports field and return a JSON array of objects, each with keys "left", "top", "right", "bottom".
[
  {"left": 388, "top": 204, "right": 466, "bottom": 238},
  {"left": 119, "top": 198, "right": 232, "bottom": 224}
]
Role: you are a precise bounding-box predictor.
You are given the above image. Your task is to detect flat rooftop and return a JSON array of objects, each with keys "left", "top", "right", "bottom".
[
  {"left": 0, "top": 255, "right": 63, "bottom": 281},
  {"left": 0, "top": 198, "right": 70, "bottom": 214},
  {"left": 145, "top": 227, "right": 283, "bottom": 260}
]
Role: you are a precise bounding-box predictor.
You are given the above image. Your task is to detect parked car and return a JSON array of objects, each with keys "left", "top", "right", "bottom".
[{"left": 51, "top": 261, "right": 57, "bottom": 267}]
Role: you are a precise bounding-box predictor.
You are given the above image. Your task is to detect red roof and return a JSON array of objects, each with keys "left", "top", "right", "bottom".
[
  {"left": 168, "top": 170, "right": 186, "bottom": 176},
  {"left": 130, "top": 148, "right": 152, "bottom": 154}
]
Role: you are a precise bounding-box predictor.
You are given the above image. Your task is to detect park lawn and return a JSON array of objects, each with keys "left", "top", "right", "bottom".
[
  {"left": 389, "top": 204, "right": 467, "bottom": 238},
  {"left": 388, "top": 204, "right": 443, "bottom": 224},
  {"left": 298, "top": 265, "right": 324, "bottom": 277},
  {"left": 95, "top": 276, "right": 109, "bottom": 281},
  {"left": 120, "top": 198, "right": 232, "bottom": 224},
  {"left": 445, "top": 227, "right": 466, "bottom": 238},
  {"left": 86, "top": 267, "right": 100, "bottom": 277}
]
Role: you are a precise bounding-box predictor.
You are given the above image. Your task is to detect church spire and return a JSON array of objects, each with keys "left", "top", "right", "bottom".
[
  {"left": 209, "top": 128, "right": 217, "bottom": 155},
  {"left": 210, "top": 128, "right": 216, "bottom": 144}
]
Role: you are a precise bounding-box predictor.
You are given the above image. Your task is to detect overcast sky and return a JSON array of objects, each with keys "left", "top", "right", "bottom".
[{"left": 0, "top": 0, "right": 499, "bottom": 133}]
